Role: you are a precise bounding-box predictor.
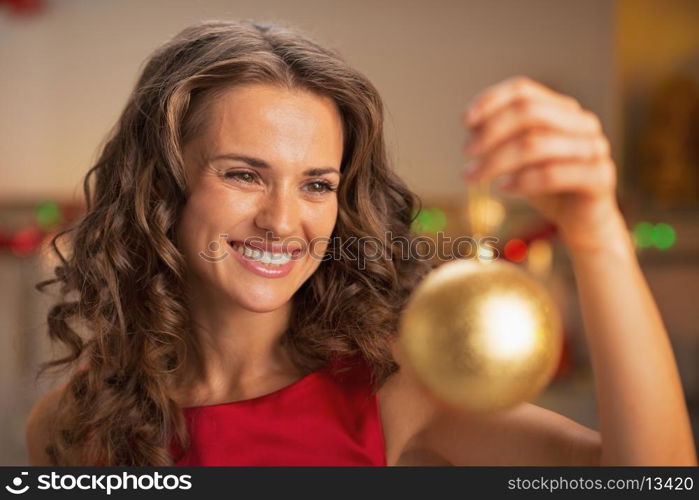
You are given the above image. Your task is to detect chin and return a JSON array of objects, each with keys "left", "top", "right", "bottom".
[{"left": 230, "top": 288, "right": 293, "bottom": 313}]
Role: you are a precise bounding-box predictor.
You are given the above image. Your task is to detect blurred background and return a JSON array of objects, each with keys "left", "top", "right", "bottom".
[{"left": 1, "top": 0, "right": 697, "bottom": 464}]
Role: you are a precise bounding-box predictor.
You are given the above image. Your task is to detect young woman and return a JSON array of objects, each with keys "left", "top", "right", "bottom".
[{"left": 26, "top": 20, "right": 696, "bottom": 466}]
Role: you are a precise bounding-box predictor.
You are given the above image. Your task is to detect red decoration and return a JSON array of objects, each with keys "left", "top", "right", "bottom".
[
  {"left": 10, "top": 226, "right": 43, "bottom": 257},
  {"left": 0, "top": 0, "right": 46, "bottom": 16},
  {"left": 504, "top": 238, "right": 528, "bottom": 262}
]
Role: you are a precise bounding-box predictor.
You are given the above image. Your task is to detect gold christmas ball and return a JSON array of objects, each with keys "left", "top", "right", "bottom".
[{"left": 399, "top": 258, "right": 562, "bottom": 413}]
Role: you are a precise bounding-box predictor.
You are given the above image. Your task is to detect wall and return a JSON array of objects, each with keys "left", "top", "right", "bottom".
[
  {"left": 0, "top": 0, "right": 615, "bottom": 202},
  {"left": 0, "top": 0, "right": 617, "bottom": 464}
]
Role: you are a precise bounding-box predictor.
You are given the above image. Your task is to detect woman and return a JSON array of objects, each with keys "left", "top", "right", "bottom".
[{"left": 26, "top": 20, "right": 696, "bottom": 466}]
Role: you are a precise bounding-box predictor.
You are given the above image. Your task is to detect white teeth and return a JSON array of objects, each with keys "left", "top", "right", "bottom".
[{"left": 234, "top": 243, "right": 292, "bottom": 266}]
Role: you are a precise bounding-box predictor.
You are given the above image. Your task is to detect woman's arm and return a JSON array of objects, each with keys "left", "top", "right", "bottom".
[
  {"left": 566, "top": 210, "right": 696, "bottom": 465},
  {"left": 414, "top": 76, "right": 696, "bottom": 465},
  {"left": 414, "top": 399, "right": 602, "bottom": 465}
]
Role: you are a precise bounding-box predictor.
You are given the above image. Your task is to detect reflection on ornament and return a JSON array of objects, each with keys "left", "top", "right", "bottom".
[
  {"left": 399, "top": 258, "right": 562, "bottom": 413},
  {"left": 477, "top": 243, "right": 496, "bottom": 261}
]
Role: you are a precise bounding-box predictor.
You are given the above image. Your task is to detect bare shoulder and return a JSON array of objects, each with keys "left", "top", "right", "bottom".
[
  {"left": 417, "top": 400, "right": 602, "bottom": 465},
  {"left": 26, "top": 383, "right": 66, "bottom": 465}
]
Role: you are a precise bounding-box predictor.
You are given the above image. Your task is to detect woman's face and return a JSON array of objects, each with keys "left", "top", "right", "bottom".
[{"left": 177, "top": 83, "right": 344, "bottom": 312}]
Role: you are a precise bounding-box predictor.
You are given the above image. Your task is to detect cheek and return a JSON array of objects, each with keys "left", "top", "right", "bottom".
[
  {"left": 177, "top": 188, "right": 243, "bottom": 257},
  {"left": 301, "top": 199, "right": 338, "bottom": 259},
  {"left": 176, "top": 204, "right": 209, "bottom": 269},
  {"left": 307, "top": 199, "right": 337, "bottom": 235}
]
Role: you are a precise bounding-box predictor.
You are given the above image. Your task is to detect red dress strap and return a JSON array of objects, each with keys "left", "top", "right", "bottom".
[{"left": 173, "top": 355, "right": 386, "bottom": 466}]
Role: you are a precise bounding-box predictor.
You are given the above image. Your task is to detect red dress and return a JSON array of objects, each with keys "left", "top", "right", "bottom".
[{"left": 173, "top": 356, "right": 387, "bottom": 466}]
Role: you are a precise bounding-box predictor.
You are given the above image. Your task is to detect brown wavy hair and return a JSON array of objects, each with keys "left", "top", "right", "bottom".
[{"left": 37, "top": 19, "right": 432, "bottom": 465}]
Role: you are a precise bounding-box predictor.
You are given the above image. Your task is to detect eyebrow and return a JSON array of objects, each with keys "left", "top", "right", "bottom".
[{"left": 209, "top": 153, "right": 341, "bottom": 177}]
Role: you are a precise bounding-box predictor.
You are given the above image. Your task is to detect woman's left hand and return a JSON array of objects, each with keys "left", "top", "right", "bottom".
[{"left": 463, "top": 76, "right": 622, "bottom": 253}]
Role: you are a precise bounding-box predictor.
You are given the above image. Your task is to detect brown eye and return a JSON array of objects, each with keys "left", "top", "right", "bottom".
[
  {"left": 224, "top": 171, "right": 257, "bottom": 183},
  {"left": 306, "top": 181, "right": 336, "bottom": 193}
]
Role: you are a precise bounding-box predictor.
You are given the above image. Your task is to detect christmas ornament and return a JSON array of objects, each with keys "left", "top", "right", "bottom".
[{"left": 399, "top": 180, "right": 562, "bottom": 412}]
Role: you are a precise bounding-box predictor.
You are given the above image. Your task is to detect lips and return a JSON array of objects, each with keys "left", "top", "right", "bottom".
[{"left": 227, "top": 241, "right": 301, "bottom": 279}]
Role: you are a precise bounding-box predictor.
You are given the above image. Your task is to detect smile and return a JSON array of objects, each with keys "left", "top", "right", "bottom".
[
  {"left": 228, "top": 241, "right": 301, "bottom": 279},
  {"left": 232, "top": 242, "right": 294, "bottom": 266}
]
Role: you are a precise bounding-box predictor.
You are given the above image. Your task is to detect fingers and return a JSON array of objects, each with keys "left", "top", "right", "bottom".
[
  {"left": 462, "top": 76, "right": 615, "bottom": 200},
  {"left": 465, "top": 76, "right": 581, "bottom": 128},
  {"left": 498, "top": 159, "right": 616, "bottom": 196},
  {"left": 465, "top": 99, "right": 602, "bottom": 156},
  {"left": 465, "top": 131, "right": 610, "bottom": 181}
]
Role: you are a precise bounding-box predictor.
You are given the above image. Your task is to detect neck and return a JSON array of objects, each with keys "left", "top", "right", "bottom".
[{"left": 177, "top": 280, "right": 298, "bottom": 401}]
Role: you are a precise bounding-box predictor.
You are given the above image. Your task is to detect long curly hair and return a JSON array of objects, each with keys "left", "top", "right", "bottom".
[{"left": 37, "top": 19, "right": 432, "bottom": 465}]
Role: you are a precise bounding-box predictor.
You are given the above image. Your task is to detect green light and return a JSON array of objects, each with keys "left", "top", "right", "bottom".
[
  {"left": 633, "top": 221, "right": 654, "bottom": 248},
  {"left": 36, "top": 202, "right": 62, "bottom": 229},
  {"left": 412, "top": 208, "right": 448, "bottom": 233},
  {"left": 652, "top": 223, "right": 676, "bottom": 250},
  {"left": 429, "top": 208, "right": 447, "bottom": 232},
  {"left": 418, "top": 209, "right": 434, "bottom": 229},
  {"left": 410, "top": 208, "right": 422, "bottom": 233}
]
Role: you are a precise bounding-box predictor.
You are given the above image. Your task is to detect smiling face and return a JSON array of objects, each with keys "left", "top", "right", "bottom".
[{"left": 177, "top": 83, "right": 344, "bottom": 313}]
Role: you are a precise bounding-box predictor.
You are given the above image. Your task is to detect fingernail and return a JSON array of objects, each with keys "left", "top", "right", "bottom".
[
  {"left": 496, "top": 174, "right": 514, "bottom": 189},
  {"left": 466, "top": 105, "right": 479, "bottom": 126},
  {"left": 463, "top": 160, "right": 480, "bottom": 179},
  {"left": 465, "top": 139, "right": 480, "bottom": 155}
]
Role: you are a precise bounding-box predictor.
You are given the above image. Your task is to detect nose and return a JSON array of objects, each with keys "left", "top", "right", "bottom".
[{"left": 254, "top": 184, "right": 301, "bottom": 240}]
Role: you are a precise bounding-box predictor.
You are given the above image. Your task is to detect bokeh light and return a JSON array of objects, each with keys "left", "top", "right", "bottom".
[
  {"left": 504, "top": 238, "right": 528, "bottom": 262},
  {"left": 652, "top": 222, "right": 676, "bottom": 250},
  {"left": 412, "top": 207, "right": 448, "bottom": 233},
  {"left": 633, "top": 221, "right": 654, "bottom": 248},
  {"left": 35, "top": 202, "right": 62, "bottom": 229}
]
